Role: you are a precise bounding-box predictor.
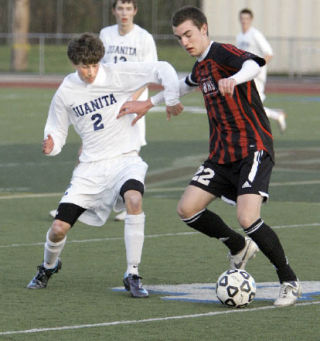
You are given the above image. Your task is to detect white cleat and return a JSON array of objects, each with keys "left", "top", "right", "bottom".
[
  {"left": 114, "top": 210, "right": 127, "bottom": 221},
  {"left": 228, "top": 237, "right": 259, "bottom": 270},
  {"left": 49, "top": 209, "right": 57, "bottom": 218},
  {"left": 276, "top": 110, "right": 287, "bottom": 133},
  {"left": 274, "top": 281, "right": 302, "bottom": 307}
]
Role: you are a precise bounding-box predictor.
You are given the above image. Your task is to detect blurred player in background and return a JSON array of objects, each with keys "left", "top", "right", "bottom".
[
  {"left": 119, "top": 6, "right": 301, "bottom": 307},
  {"left": 27, "top": 33, "right": 182, "bottom": 297},
  {"left": 100, "top": 0, "right": 158, "bottom": 221},
  {"left": 236, "top": 8, "right": 287, "bottom": 133}
]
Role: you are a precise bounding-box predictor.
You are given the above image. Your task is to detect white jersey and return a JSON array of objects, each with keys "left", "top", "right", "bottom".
[
  {"left": 236, "top": 27, "right": 273, "bottom": 100},
  {"left": 99, "top": 24, "right": 158, "bottom": 146},
  {"left": 44, "top": 61, "right": 179, "bottom": 163},
  {"left": 99, "top": 24, "right": 157, "bottom": 66}
]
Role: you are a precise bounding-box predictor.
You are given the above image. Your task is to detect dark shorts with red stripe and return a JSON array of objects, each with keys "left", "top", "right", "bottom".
[{"left": 189, "top": 150, "right": 274, "bottom": 205}]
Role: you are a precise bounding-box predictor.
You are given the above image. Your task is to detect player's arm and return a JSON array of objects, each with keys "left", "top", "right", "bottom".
[
  {"left": 117, "top": 61, "right": 183, "bottom": 123},
  {"left": 218, "top": 59, "right": 261, "bottom": 96},
  {"left": 131, "top": 86, "right": 148, "bottom": 100},
  {"left": 43, "top": 92, "right": 69, "bottom": 156},
  {"left": 254, "top": 30, "right": 273, "bottom": 64}
]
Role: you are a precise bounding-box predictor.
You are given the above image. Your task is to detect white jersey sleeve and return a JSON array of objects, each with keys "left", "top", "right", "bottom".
[
  {"left": 113, "top": 61, "right": 179, "bottom": 106},
  {"left": 44, "top": 88, "right": 70, "bottom": 156},
  {"left": 141, "top": 32, "right": 158, "bottom": 62}
]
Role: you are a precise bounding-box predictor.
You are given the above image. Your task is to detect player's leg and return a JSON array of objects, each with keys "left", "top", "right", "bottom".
[
  {"left": 27, "top": 203, "right": 86, "bottom": 289},
  {"left": 121, "top": 179, "right": 148, "bottom": 297},
  {"left": 264, "top": 107, "right": 287, "bottom": 133},
  {"left": 255, "top": 74, "right": 287, "bottom": 133},
  {"left": 237, "top": 151, "right": 301, "bottom": 306},
  {"left": 177, "top": 162, "right": 248, "bottom": 256}
]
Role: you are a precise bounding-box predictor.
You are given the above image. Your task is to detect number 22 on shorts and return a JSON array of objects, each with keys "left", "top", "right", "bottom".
[{"left": 192, "top": 165, "right": 215, "bottom": 186}]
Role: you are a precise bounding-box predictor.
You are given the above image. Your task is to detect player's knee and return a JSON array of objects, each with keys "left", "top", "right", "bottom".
[
  {"left": 124, "top": 190, "right": 143, "bottom": 214},
  {"left": 177, "top": 200, "right": 194, "bottom": 219},
  {"left": 50, "top": 220, "right": 70, "bottom": 241},
  {"left": 237, "top": 214, "right": 257, "bottom": 229}
]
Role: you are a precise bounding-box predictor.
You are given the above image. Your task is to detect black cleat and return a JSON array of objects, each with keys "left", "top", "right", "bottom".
[
  {"left": 27, "top": 260, "right": 62, "bottom": 289},
  {"left": 123, "top": 273, "right": 149, "bottom": 298}
]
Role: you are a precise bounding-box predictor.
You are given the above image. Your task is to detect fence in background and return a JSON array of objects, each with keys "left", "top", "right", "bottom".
[{"left": 1, "top": 33, "right": 320, "bottom": 77}]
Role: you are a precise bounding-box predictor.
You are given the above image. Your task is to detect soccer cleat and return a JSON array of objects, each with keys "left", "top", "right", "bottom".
[
  {"left": 114, "top": 210, "right": 127, "bottom": 221},
  {"left": 49, "top": 209, "right": 58, "bottom": 218},
  {"left": 274, "top": 281, "right": 302, "bottom": 307},
  {"left": 123, "top": 273, "right": 149, "bottom": 298},
  {"left": 276, "top": 110, "right": 287, "bottom": 133},
  {"left": 228, "top": 237, "right": 259, "bottom": 270},
  {"left": 27, "top": 260, "right": 62, "bottom": 289}
]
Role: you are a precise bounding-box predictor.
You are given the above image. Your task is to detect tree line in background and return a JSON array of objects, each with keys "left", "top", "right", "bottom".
[{"left": 1, "top": 0, "right": 201, "bottom": 34}]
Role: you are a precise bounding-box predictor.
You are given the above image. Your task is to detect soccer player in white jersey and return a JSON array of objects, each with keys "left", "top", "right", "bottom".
[
  {"left": 27, "top": 33, "right": 183, "bottom": 297},
  {"left": 236, "top": 8, "right": 287, "bottom": 133},
  {"left": 99, "top": 0, "right": 158, "bottom": 221}
]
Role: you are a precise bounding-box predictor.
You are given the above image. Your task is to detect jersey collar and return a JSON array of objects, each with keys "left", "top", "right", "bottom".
[{"left": 198, "top": 41, "right": 214, "bottom": 62}]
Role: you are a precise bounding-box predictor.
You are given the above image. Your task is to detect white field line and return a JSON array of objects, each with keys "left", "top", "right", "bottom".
[
  {"left": 0, "top": 223, "right": 319, "bottom": 249},
  {"left": 0, "top": 301, "right": 319, "bottom": 336}
]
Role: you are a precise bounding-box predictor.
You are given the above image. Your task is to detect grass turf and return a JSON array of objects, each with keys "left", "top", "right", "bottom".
[{"left": 0, "top": 88, "right": 319, "bottom": 340}]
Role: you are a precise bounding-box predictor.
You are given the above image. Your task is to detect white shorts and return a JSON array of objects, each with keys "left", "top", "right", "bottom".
[{"left": 60, "top": 153, "right": 148, "bottom": 226}]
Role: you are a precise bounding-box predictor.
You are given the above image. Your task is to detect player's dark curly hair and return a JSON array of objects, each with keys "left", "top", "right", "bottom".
[
  {"left": 112, "top": 0, "right": 137, "bottom": 9},
  {"left": 67, "top": 33, "right": 105, "bottom": 65},
  {"left": 172, "top": 6, "right": 207, "bottom": 31}
]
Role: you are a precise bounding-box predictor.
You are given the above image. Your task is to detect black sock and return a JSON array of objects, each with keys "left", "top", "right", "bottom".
[
  {"left": 183, "top": 209, "right": 245, "bottom": 254},
  {"left": 245, "top": 218, "right": 297, "bottom": 283}
]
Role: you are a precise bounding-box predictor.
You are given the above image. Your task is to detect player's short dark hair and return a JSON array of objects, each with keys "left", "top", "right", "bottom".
[
  {"left": 239, "top": 8, "right": 254, "bottom": 18},
  {"left": 112, "top": 0, "right": 137, "bottom": 9},
  {"left": 67, "top": 33, "right": 105, "bottom": 65},
  {"left": 172, "top": 6, "right": 207, "bottom": 30}
]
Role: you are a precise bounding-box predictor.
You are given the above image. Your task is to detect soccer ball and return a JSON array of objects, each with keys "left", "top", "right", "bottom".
[{"left": 216, "top": 269, "right": 256, "bottom": 308}]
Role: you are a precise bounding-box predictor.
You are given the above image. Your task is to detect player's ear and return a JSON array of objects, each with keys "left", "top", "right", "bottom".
[{"left": 200, "top": 23, "right": 208, "bottom": 36}]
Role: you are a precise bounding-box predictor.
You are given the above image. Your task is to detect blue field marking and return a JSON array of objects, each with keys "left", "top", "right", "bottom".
[{"left": 113, "top": 281, "right": 320, "bottom": 304}]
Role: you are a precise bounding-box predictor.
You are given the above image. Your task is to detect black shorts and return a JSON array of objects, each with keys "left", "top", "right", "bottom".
[{"left": 189, "top": 150, "right": 274, "bottom": 205}]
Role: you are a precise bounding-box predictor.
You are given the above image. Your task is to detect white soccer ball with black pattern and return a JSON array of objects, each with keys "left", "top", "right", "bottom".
[{"left": 216, "top": 269, "right": 256, "bottom": 308}]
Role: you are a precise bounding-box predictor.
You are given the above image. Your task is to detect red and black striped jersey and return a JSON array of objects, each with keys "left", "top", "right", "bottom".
[{"left": 185, "top": 42, "right": 274, "bottom": 164}]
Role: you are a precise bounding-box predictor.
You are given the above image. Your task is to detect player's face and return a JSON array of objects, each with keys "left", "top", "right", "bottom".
[
  {"left": 240, "top": 13, "right": 253, "bottom": 33},
  {"left": 74, "top": 63, "right": 100, "bottom": 84},
  {"left": 112, "top": 1, "right": 137, "bottom": 29},
  {"left": 173, "top": 20, "right": 210, "bottom": 58}
]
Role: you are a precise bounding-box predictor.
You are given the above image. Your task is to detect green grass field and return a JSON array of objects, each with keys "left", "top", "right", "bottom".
[{"left": 0, "top": 88, "right": 320, "bottom": 340}]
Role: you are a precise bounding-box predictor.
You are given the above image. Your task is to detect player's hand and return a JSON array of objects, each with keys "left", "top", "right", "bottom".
[
  {"left": 218, "top": 78, "right": 237, "bottom": 96},
  {"left": 117, "top": 99, "right": 153, "bottom": 126},
  {"left": 42, "top": 134, "right": 54, "bottom": 154},
  {"left": 166, "top": 102, "right": 184, "bottom": 120}
]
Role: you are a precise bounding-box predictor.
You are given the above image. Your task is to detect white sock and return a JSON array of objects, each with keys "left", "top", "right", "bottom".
[
  {"left": 264, "top": 107, "right": 281, "bottom": 120},
  {"left": 124, "top": 213, "right": 145, "bottom": 275},
  {"left": 43, "top": 231, "right": 66, "bottom": 269}
]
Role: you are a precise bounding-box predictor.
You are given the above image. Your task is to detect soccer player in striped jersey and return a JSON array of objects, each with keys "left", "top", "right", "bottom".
[
  {"left": 27, "top": 33, "right": 183, "bottom": 297},
  {"left": 119, "top": 6, "right": 301, "bottom": 307},
  {"left": 236, "top": 8, "right": 287, "bottom": 133}
]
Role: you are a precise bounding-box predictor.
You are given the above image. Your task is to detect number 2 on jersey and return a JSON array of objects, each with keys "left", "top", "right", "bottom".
[{"left": 91, "top": 113, "right": 104, "bottom": 131}]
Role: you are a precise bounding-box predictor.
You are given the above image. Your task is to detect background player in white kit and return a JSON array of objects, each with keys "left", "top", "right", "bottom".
[
  {"left": 236, "top": 8, "right": 287, "bottom": 133},
  {"left": 101, "top": 0, "right": 157, "bottom": 221},
  {"left": 27, "top": 33, "right": 183, "bottom": 297}
]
